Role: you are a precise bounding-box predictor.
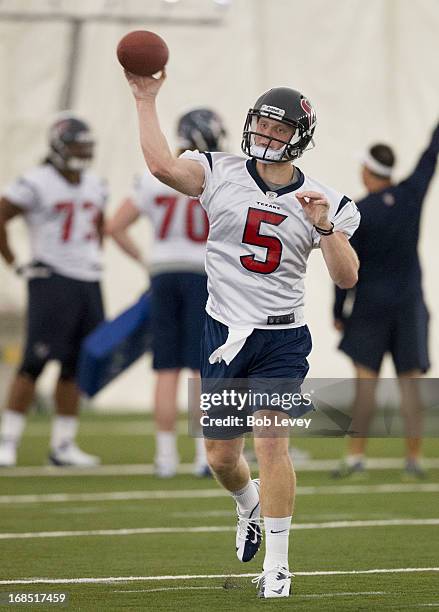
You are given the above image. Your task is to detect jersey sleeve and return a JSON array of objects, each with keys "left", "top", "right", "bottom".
[
  {"left": 312, "top": 196, "right": 361, "bottom": 247},
  {"left": 179, "top": 150, "right": 215, "bottom": 211},
  {"left": 2, "top": 175, "right": 39, "bottom": 211}
]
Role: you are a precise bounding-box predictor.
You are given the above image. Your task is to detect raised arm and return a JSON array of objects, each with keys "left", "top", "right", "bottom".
[
  {"left": 124, "top": 71, "right": 205, "bottom": 197},
  {"left": 399, "top": 121, "right": 439, "bottom": 203}
]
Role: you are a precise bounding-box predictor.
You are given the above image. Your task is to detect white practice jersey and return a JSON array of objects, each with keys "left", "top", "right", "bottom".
[
  {"left": 132, "top": 169, "right": 208, "bottom": 275},
  {"left": 182, "top": 151, "right": 360, "bottom": 329},
  {"left": 3, "top": 163, "right": 107, "bottom": 281}
]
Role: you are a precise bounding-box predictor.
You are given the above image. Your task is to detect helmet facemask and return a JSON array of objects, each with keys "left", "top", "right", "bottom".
[
  {"left": 243, "top": 110, "right": 313, "bottom": 163},
  {"left": 48, "top": 114, "right": 95, "bottom": 173},
  {"left": 51, "top": 140, "right": 94, "bottom": 172}
]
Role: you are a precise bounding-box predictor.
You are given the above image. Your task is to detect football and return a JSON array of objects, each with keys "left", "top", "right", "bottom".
[{"left": 116, "top": 30, "right": 169, "bottom": 76}]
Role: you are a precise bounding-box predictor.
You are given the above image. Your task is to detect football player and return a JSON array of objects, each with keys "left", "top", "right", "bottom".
[
  {"left": 124, "top": 70, "right": 360, "bottom": 598},
  {"left": 332, "top": 123, "right": 439, "bottom": 480},
  {"left": 0, "top": 112, "right": 107, "bottom": 467},
  {"left": 106, "top": 109, "right": 226, "bottom": 477}
]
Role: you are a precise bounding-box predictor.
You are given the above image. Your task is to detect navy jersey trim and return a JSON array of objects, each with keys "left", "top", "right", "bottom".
[
  {"left": 202, "top": 152, "right": 213, "bottom": 171},
  {"left": 336, "top": 195, "right": 351, "bottom": 215},
  {"left": 246, "top": 158, "right": 305, "bottom": 196}
]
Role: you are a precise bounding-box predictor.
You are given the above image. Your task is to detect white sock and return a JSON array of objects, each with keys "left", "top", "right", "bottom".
[
  {"left": 155, "top": 431, "right": 178, "bottom": 464},
  {"left": 232, "top": 480, "right": 260, "bottom": 517},
  {"left": 50, "top": 416, "right": 78, "bottom": 450},
  {"left": 346, "top": 454, "right": 364, "bottom": 466},
  {"left": 0, "top": 410, "right": 26, "bottom": 446},
  {"left": 194, "top": 437, "right": 207, "bottom": 466},
  {"left": 263, "top": 516, "right": 292, "bottom": 570}
]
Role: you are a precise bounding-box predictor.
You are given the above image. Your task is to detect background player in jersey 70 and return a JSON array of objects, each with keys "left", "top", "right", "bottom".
[
  {"left": 0, "top": 113, "right": 107, "bottom": 467},
  {"left": 123, "top": 68, "right": 360, "bottom": 599},
  {"left": 106, "top": 108, "right": 227, "bottom": 477}
]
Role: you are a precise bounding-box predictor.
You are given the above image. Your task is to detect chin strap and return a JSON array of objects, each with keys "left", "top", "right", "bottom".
[{"left": 250, "top": 143, "right": 285, "bottom": 162}]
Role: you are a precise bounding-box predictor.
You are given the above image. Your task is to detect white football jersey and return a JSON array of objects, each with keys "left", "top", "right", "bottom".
[
  {"left": 182, "top": 151, "right": 360, "bottom": 329},
  {"left": 3, "top": 163, "right": 107, "bottom": 281},
  {"left": 132, "top": 169, "right": 208, "bottom": 274}
]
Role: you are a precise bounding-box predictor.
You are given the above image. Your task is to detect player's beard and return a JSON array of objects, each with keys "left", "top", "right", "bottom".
[{"left": 250, "top": 143, "right": 287, "bottom": 163}]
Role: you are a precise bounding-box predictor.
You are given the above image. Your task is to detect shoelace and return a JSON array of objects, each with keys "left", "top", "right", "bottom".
[
  {"left": 237, "top": 516, "right": 262, "bottom": 541},
  {"left": 251, "top": 566, "right": 294, "bottom": 588}
]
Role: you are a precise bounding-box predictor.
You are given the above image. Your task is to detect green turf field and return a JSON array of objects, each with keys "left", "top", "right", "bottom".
[{"left": 0, "top": 412, "right": 438, "bottom": 611}]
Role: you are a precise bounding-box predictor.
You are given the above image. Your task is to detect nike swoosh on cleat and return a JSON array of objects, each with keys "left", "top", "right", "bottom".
[
  {"left": 269, "top": 529, "right": 288, "bottom": 534},
  {"left": 272, "top": 587, "right": 285, "bottom": 595}
]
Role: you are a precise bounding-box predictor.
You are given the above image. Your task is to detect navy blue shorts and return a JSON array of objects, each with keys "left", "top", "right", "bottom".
[
  {"left": 200, "top": 314, "right": 313, "bottom": 439},
  {"left": 339, "top": 297, "right": 430, "bottom": 374},
  {"left": 20, "top": 269, "right": 104, "bottom": 379},
  {"left": 150, "top": 272, "right": 208, "bottom": 370}
]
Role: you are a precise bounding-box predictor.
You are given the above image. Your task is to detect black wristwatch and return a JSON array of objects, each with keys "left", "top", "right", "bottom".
[{"left": 314, "top": 222, "right": 334, "bottom": 236}]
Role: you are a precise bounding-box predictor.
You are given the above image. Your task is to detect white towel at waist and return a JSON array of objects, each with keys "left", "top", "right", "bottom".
[{"left": 208, "top": 327, "right": 254, "bottom": 366}]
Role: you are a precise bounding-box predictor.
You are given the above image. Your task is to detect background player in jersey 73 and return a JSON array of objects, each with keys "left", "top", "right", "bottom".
[
  {"left": 332, "top": 122, "right": 439, "bottom": 480},
  {"left": 106, "top": 108, "right": 227, "bottom": 477},
  {"left": 0, "top": 113, "right": 107, "bottom": 467},
  {"left": 123, "top": 68, "right": 360, "bottom": 599}
]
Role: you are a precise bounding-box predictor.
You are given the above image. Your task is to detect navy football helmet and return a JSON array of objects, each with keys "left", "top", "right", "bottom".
[
  {"left": 177, "top": 108, "right": 226, "bottom": 152},
  {"left": 48, "top": 112, "right": 94, "bottom": 172},
  {"left": 241, "top": 87, "right": 317, "bottom": 163}
]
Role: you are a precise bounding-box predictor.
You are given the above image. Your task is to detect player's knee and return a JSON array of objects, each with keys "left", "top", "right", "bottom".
[
  {"left": 205, "top": 440, "right": 240, "bottom": 475},
  {"left": 254, "top": 436, "right": 289, "bottom": 464}
]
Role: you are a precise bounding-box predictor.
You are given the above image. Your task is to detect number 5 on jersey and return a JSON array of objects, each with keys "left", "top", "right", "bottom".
[{"left": 240, "top": 207, "right": 287, "bottom": 274}]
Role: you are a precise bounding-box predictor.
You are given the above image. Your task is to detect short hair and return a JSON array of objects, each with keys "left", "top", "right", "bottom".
[{"left": 368, "top": 143, "right": 396, "bottom": 177}]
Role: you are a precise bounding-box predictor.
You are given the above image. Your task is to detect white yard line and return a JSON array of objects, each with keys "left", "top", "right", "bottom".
[
  {"left": 1, "top": 457, "right": 438, "bottom": 477},
  {"left": 0, "top": 490, "right": 225, "bottom": 504},
  {"left": 114, "top": 586, "right": 224, "bottom": 593},
  {"left": 1, "top": 483, "right": 439, "bottom": 505},
  {"left": 293, "top": 591, "right": 387, "bottom": 599},
  {"left": 116, "top": 588, "right": 388, "bottom": 597},
  {"left": 0, "top": 518, "right": 438, "bottom": 541},
  {"left": 1, "top": 567, "right": 438, "bottom": 586}
]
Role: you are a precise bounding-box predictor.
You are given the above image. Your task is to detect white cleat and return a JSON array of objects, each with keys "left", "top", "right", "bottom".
[
  {"left": 236, "top": 478, "right": 262, "bottom": 562},
  {"left": 154, "top": 460, "right": 178, "bottom": 478},
  {"left": 49, "top": 443, "right": 100, "bottom": 467},
  {"left": 0, "top": 441, "right": 17, "bottom": 467},
  {"left": 252, "top": 565, "right": 293, "bottom": 598}
]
